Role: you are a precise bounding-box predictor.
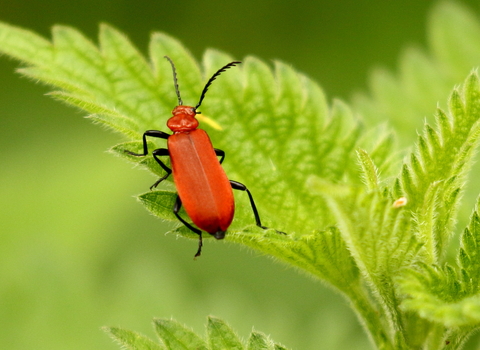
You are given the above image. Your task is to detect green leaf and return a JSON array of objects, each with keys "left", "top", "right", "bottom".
[
  {"left": 395, "top": 198, "right": 480, "bottom": 340},
  {"left": 105, "top": 317, "right": 290, "bottom": 350},
  {"left": 0, "top": 21, "right": 392, "bottom": 238},
  {"left": 273, "top": 345, "right": 289, "bottom": 350},
  {"left": 207, "top": 316, "right": 244, "bottom": 350},
  {"left": 103, "top": 326, "right": 165, "bottom": 350},
  {"left": 0, "top": 21, "right": 53, "bottom": 65},
  {"left": 247, "top": 331, "right": 275, "bottom": 350},
  {"left": 356, "top": 148, "right": 380, "bottom": 191},
  {"left": 242, "top": 331, "right": 291, "bottom": 350},
  {"left": 154, "top": 319, "right": 208, "bottom": 350},
  {"left": 458, "top": 197, "right": 480, "bottom": 294},
  {"left": 386, "top": 72, "right": 480, "bottom": 265},
  {"left": 397, "top": 263, "right": 480, "bottom": 328},
  {"left": 325, "top": 70, "right": 480, "bottom": 346}
]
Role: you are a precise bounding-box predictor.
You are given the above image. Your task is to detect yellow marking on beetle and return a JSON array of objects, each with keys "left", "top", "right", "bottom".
[{"left": 196, "top": 113, "right": 223, "bottom": 130}]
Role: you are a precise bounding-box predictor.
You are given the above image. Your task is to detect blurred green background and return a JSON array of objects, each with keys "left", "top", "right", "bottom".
[{"left": 2, "top": 1, "right": 480, "bottom": 349}]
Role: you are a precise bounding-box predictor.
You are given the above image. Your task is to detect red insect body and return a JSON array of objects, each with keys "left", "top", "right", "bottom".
[
  {"left": 167, "top": 106, "right": 234, "bottom": 238},
  {"left": 126, "top": 58, "right": 278, "bottom": 257}
]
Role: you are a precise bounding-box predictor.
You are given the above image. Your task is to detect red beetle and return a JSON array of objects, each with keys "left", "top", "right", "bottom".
[{"left": 127, "top": 56, "right": 272, "bottom": 257}]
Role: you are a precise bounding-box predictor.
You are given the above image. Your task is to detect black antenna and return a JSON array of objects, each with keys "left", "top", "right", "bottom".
[
  {"left": 195, "top": 61, "right": 241, "bottom": 110},
  {"left": 164, "top": 56, "right": 183, "bottom": 105}
]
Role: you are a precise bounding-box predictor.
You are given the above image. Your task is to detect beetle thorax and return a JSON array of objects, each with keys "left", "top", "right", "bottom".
[{"left": 167, "top": 105, "right": 199, "bottom": 133}]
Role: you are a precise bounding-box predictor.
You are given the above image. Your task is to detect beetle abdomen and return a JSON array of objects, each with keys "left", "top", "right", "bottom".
[{"left": 168, "top": 129, "right": 234, "bottom": 236}]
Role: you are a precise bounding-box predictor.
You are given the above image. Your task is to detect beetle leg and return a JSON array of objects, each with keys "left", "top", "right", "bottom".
[
  {"left": 214, "top": 148, "right": 225, "bottom": 164},
  {"left": 150, "top": 148, "right": 171, "bottom": 189},
  {"left": 125, "top": 130, "right": 170, "bottom": 156},
  {"left": 229, "top": 180, "right": 265, "bottom": 228},
  {"left": 230, "top": 180, "right": 286, "bottom": 234},
  {"left": 173, "top": 195, "right": 203, "bottom": 257}
]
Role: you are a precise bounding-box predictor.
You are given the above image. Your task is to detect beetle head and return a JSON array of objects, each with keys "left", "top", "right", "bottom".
[{"left": 167, "top": 105, "right": 199, "bottom": 132}]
